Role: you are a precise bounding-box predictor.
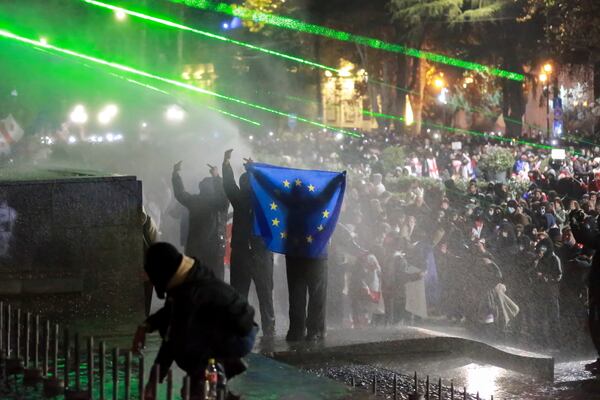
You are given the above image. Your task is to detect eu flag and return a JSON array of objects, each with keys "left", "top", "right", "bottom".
[{"left": 245, "top": 163, "right": 346, "bottom": 258}]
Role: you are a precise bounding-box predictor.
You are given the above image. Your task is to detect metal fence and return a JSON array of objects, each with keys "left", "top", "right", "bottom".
[{"left": 0, "top": 301, "right": 192, "bottom": 399}]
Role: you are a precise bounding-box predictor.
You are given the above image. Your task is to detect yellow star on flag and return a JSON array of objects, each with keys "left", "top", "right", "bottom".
[
  {"left": 270, "top": 202, "right": 278, "bottom": 211},
  {"left": 306, "top": 235, "right": 313, "bottom": 243},
  {"left": 272, "top": 218, "right": 280, "bottom": 227},
  {"left": 308, "top": 184, "right": 316, "bottom": 192},
  {"left": 283, "top": 180, "right": 290, "bottom": 188},
  {"left": 295, "top": 178, "right": 302, "bottom": 187},
  {"left": 280, "top": 231, "right": 287, "bottom": 239},
  {"left": 317, "top": 224, "right": 324, "bottom": 232},
  {"left": 322, "top": 210, "right": 330, "bottom": 218}
]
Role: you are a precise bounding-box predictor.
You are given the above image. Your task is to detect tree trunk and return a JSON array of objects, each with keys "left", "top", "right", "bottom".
[
  {"left": 409, "top": 58, "right": 426, "bottom": 135},
  {"left": 356, "top": 43, "right": 386, "bottom": 128},
  {"left": 314, "top": 36, "right": 323, "bottom": 122},
  {"left": 396, "top": 54, "right": 409, "bottom": 134}
]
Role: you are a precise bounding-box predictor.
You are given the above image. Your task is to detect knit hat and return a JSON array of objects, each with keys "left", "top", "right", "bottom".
[{"left": 145, "top": 242, "right": 184, "bottom": 299}]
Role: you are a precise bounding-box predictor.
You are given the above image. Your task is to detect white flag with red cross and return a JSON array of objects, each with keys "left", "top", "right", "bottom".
[{"left": 0, "top": 114, "right": 24, "bottom": 154}]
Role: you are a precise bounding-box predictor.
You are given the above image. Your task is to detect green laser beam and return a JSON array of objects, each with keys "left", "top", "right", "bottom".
[
  {"left": 169, "top": 0, "right": 524, "bottom": 81},
  {"left": 363, "top": 110, "right": 555, "bottom": 150},
  {"left": 82, "top": 0, "right": 338, "bottom": 73},
  {"left": 0, "top": 28, "right": 360, "bottom": 137},
  {"left": 205, "top": 105, "right": 262, "bottom": 126},
  {"left": 82, "top": 0, "right": 531, "bottom": 129},
  {"left": 119, "top": 75, "right": 264, "bottom": 126}
]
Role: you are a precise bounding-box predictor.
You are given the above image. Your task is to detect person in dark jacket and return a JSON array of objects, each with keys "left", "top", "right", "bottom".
[
  {"left": 571, "top": 216, "right": 600, "bottom": 373},
  {"left": 172, "top": 161, "right": 229, "bottom": 280},
  {"left": 222, "top": 149, "right": 275, "bottom": 337},
  {"left": 532, "top": 239, "right": 562, "bottom": 347},
  {"left": 133, "top": 243, "right": 257, "bottom": 399}
]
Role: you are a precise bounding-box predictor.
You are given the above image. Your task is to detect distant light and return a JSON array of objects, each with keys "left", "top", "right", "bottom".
[
  {"left": 141, "top": 122, "right": 148, "bottom": 128},
  {"left": 97, "top": 136, "right": 104, "bottom": 143},
  {"left": 222, "top": 22, "right": 229, "bottom": 29},
  {"left": 98, "top": 104, "right": 119, "bottom": 125},
  {"left": 268, "top": 131, "right": 274, "bottom": 136},
  {"left": 543, "top": 63, "right": 553, "bottom": 74},
  {"left": 68, "top": 136, "right": 77, "bottom": 144},
  {"left": 433, "top": 133, "right": 441, "bottom": 140},
  {"left": 405, "top": 94, "right": 414, "bottom": 126},
  {"left": 248, "top": 135, "right": 254, "bottom": 140},
  {"left": 115, "top": 9, "right": 127, "bottom": 21},
  {"left": 89, "top": 135, "right": 98, "bottom": 143},
  {"left": 434, "top": 78, "right": 445, "bottom": 89},
  {"left": 335, "top": 132, "right": 344, "bottom": 141},
  {"left": 551, "top": 139, "right": 558, "bottom": 146},
  {"left": 39, "top": 37, "right": 48, "bottom": 46},
  {"left": 322, "top": 129, "right": 327, "bottom": 133},
  {"left": 106, "top": 133, "right": 115, "bottom": 142},
  {"left": 166, "top": 105, "right": 185, "bottom": 122},
  {"left": 539, "top": 73, "right": 548, "bottom": 83},
  {"left": 438, "top": 88, "right": 448, "bottom": 104},
  {"left": 70, "top": 104, "right": 88, "bottom": 124},
  {"left": 114, "top": 133, "right": 124, "bottom": 141}
]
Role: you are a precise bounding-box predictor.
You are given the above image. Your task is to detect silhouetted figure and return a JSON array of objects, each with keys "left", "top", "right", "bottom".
[
  {"left": 172, "top": 161, "right": 229, "bottom": 280},
  {"left": 222, "top": 149, "right": 275, "bottom": 337}
]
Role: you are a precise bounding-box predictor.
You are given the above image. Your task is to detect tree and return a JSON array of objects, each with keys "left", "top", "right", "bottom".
[
  {"left": 389, "top": 0, "right": 464, "bottom": 135},
  {"left": 524, "top": 0, "right": 600, "bottom": 98},
  {"left": 390, "top": 0, "right": 546, "bottom": 137}
]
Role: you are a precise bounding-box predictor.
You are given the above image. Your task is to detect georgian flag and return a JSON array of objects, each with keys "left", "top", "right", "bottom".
[{"left": 0, "top": 114, "right": 24, "bottom": 153}]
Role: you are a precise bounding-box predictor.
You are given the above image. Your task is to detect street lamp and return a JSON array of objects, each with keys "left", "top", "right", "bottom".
[
  {"left": 166, "top": 105, "right": 185, "bottom": 122},
  {"left": 543, "top": 63, "right": 553, "bottom": 74},
  {"left": 69, "top": 105, "right": 88, "bottom": 124},
  {"left": 115, "top": 9, "right": 127, "bottom": 21},
  {"left": 98, "top": 104, "right": 119, "bottom": 125}
]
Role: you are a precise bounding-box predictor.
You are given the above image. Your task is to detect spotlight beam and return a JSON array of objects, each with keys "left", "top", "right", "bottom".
[
  {"left": 169, "top": 0, "right": 524, "bottom": 81},
  {"left": 0, "top": 28, "right": 360, "bottom": 137},
  {"left": 81, "top": 0, "right": 339, "bottom": 73}
]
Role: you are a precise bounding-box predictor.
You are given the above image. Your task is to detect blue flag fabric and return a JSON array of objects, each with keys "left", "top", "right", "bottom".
[{"left": 245, "top": 163, "right": 346, "bottom": 258}]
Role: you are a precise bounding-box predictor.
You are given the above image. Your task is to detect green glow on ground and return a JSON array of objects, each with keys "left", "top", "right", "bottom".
[
  {"left": 82, "top": 0, "right": 339, "bottom": 73},
  {"left": 0, "top": 28, "right": 360, "bottom": 137},
  {"left": 169, "top": 0, "right": 524, "bottom": 81},
  {"left": 363, "top": 110, "right": 554, "bottom": 150}
]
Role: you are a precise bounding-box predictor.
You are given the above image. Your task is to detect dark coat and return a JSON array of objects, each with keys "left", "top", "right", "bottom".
[
  {"left": 146, "top": 262, "right": 255, "bottom": 377},
  {"left": 222, "top": 162, "right": 265, "bottom": 252},
  {"left": 172, "top": 172, "right": 229, "bottom": 262}
]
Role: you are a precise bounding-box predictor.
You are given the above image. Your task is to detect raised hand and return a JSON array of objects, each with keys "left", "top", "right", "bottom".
[
  {"left": 224, "top": 149, "right": 234, "bottom": 164},
  {"left": 173, "top": 161, "right": 183, "bottom": 173},
  {"left": 208, "top": 164, "right": 219, "bottom": 177}
]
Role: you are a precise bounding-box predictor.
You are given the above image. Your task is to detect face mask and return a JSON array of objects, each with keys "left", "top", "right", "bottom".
[
  {"left": 488, "top": 210, "right": 494, "bottom": 216},
  {"left": 502, "top": 231, "right": 508, "bottom": 238},
  {"left": 508, "top": 207, "right": 515, "bottom": 214}
]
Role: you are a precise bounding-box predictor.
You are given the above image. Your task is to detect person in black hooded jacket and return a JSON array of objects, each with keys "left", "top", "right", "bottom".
[
  {"left": 531, "top": 239, "right": 562, "bottom": 347},
  {"left": 172, "top": 161, "right": 229, "bottom": 280},
  {"left": 133, "top": 242, "right": 257, "bottom": 399},
  {"left": 222, "top": 149, "right": 275, "bottom": 337}
]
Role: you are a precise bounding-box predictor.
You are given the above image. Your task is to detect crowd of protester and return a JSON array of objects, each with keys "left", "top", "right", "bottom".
[{"left": 249, "top": 127, "right": 600, "bottom": 352}]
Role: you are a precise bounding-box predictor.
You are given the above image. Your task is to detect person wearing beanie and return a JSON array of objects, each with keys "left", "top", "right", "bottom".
[{"left": 133, "top": 242, "right": 257, "bottom": 399}]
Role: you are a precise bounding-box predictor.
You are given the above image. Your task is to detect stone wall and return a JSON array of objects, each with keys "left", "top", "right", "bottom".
[{"left": 0, "top": 173, "right": 144, "bottom": 331}]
